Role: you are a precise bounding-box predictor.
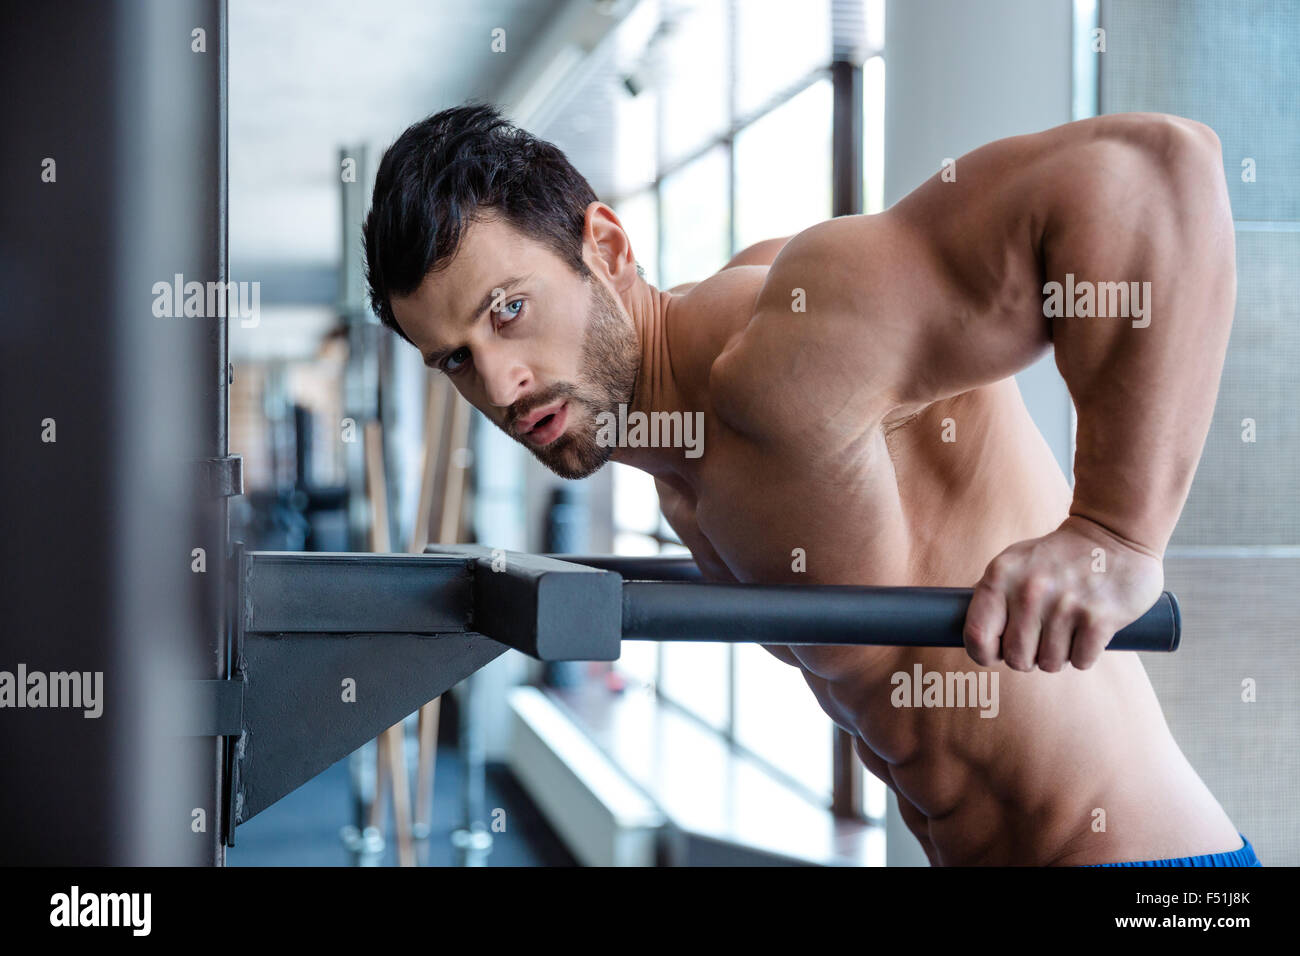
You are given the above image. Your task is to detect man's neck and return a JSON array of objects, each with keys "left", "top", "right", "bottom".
[{"left": 609, "top": 278, "right": 698, "bottom": 480}]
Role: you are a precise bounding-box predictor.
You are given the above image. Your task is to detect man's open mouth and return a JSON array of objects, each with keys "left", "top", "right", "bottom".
[{"left": 520, "top": 402, "right": 568, "bottom": 446}]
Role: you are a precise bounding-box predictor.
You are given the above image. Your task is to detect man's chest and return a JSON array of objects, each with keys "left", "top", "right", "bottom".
[
  {"left": 653, "top": 472, "right": 735, "bottom": 582},
  {"left": 650, "top": 419, "right": 909, "bottom": 585},
  {"left": 652, "top": 401, "right": 1026, "bottom": 593}
]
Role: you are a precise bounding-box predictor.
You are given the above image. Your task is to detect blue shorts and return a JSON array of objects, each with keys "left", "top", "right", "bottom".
[{"left": 1086, "top": 833, "right": 1261, "bottom": 867}]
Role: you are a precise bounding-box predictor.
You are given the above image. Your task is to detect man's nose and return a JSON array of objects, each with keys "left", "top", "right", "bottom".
[{"left": 479, "top": 349, "right": 532, "bottom": 410}]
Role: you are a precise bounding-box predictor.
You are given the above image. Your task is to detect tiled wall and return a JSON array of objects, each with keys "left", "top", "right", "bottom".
[{"left": 1101, "top": 0, "right": 1300, "bottom": 864}]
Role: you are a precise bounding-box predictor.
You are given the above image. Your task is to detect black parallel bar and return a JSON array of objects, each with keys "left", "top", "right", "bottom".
[
  {"left": 622, "top": 583, "right": 1181, "bottom": 652},
  {"left": 243, "top": 551, "right": 473, "bottom": 634}
]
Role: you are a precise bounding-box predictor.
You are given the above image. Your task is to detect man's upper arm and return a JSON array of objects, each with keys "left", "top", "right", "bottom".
[
  {"left": 709, "top": 135, "right": 1068, "bottom": 451},
  {"left": 710, "top": 114, "right": 1221, "bottom": 451}
]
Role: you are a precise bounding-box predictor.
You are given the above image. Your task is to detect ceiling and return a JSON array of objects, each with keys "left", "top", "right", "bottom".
[{"left": 228, "top": 0, "right": 568, "bottom": 268}]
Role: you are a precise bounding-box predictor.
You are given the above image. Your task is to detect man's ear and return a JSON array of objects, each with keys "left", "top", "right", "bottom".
[{"left": 582, "top": 202, "right": 638, "bottom": 292}]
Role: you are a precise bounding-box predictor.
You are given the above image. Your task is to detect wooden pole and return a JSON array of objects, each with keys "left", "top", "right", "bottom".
[{"left": 365, "top": 420, "right": 415, "bottom": 867}]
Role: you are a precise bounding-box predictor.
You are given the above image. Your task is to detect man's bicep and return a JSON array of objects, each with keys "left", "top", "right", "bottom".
[{"left": 883, "top": 116, "right": 1225, "bottom": 407}]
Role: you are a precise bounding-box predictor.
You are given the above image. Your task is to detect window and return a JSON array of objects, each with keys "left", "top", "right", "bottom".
[
  {"left": 733, "top": 0, "right": 831, "bottom": 118},
  {"left": 612, "top": 84, "right": 658, "bottom": 197},
  {"left": 604, "top": 0, "right": 887, "bottom": 811},
  {"left": 660, "top": 636, "right": 731, "bottom": 733},
  {"left": 656, "top": 0, "right": 728, "bottom": 167},
  {"left": 734, "top": 643, "right": 833, "bottom": 794},
  {"left": 613, "top": 190, "right": 660, "bottom": 288},
  {"left": 658, "top": 145, "right": 730, "bottom": 290},
  {"left": 863, "top": 54, "right": 885, "bottom": 214},
  {"left": 733, "top": 78, "right": 833, "bottom": 249},
  {"left": 612, "top": 460, "right": 660, "bottom": 548}
]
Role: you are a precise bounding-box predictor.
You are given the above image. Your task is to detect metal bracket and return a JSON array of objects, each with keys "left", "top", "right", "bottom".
[
  {"left": 424, "top": 543, "right": 623, "bottom": 660},
  {"left": 195, "top": 548, "right": 626, "bottom": 842},
  {"left": 220, "top": 550, "right": 506, "bottom": 843},
  {"left": 195, "top": 454, "right": 244, "bottom": 499},
  {"left": 174, "top": 679, "right": 245, "bottom": 736}
]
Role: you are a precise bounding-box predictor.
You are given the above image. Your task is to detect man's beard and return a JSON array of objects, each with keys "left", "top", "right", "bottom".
[{"left": 512, "top": 277, "right": 640, "bottom": 480}]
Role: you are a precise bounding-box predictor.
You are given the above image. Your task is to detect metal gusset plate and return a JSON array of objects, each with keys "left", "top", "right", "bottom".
[{"left": 229, "top": 550, "right": 506, "bottom": 830}]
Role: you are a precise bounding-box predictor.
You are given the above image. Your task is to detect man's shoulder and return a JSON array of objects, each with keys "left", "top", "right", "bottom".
[
  {"left": 749, "top": 213, "right": 916, "bottom": 318},
  {"left": 708, "top": 215, "right": 916, "bottom": 443},
  {"left": 667, "top": 264, "right": 771, "bottom": 355},
  {"left": 671, "top": 259, "right": 771, "bottom": 300}
]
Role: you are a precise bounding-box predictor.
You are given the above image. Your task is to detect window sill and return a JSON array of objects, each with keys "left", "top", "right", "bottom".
[{"left": 541, "top": 679, "right": 884, "bottom": 866}]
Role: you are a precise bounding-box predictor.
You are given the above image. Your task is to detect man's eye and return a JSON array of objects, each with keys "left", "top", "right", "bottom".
[{"left": 443, "top": 347, "right": 470, "bottom": 373}]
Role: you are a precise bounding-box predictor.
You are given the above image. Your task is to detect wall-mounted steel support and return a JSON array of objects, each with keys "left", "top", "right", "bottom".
[
  {"left": 223, "top": 550, "right": 504, "bottom": 843},
  {"left": 173, "top": 546, "right": 1180, "bottom": 849},
  {"left": 178, "top": 680, "right": 245, "bottom": 737},
  {"left": 230, "top": 622, "right": 504, "bottom": 837}
]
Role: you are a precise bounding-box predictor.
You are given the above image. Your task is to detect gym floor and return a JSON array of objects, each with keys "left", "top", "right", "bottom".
[{"left": 227, "top": 745, "right": 576, "bottom": 867}]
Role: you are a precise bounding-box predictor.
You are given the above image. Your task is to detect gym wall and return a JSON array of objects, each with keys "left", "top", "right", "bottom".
[{"left": 1099, "top": 0, "right": 1300, "bottom": 865}]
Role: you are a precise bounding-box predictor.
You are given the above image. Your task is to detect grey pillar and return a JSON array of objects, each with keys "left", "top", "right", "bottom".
[{"left": 0, "top": 0, "right": 227, "bottom": 864}]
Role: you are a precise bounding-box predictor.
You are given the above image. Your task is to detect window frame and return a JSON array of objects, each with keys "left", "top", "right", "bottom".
[{"left": 606, "top": 0, "right": 887, "bottom": 816}]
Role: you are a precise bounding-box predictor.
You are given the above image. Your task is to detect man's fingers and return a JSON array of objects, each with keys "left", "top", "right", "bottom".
[
  {"left": 1000, "top": 574, "right": 1055, "bottom": 671},
  {"left": 1069, "top": 614, "right": 1110, "bottom": 670},
  {"left": 963, "top": 581, "right": 1007, "bottom": 666},
  {"left": 1001, "top": 600, "right": 1039, "bottom": 672},
  {"left": 1037, "top": 595, "right": 1079, "bottom": 672}
]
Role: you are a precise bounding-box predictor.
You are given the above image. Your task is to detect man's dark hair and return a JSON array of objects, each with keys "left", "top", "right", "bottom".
[{"left": 362, "top": 102, "right": 598, "bottom": 343}]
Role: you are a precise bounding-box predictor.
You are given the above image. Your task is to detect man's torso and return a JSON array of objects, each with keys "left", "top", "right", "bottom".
[{"left": 647, "top": 258, "right": 1237, "bottom": 865}]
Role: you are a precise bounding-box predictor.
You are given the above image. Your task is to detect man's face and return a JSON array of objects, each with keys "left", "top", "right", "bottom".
[{"left": 390, "top": 215, "right": 640, "bottom": 479}]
